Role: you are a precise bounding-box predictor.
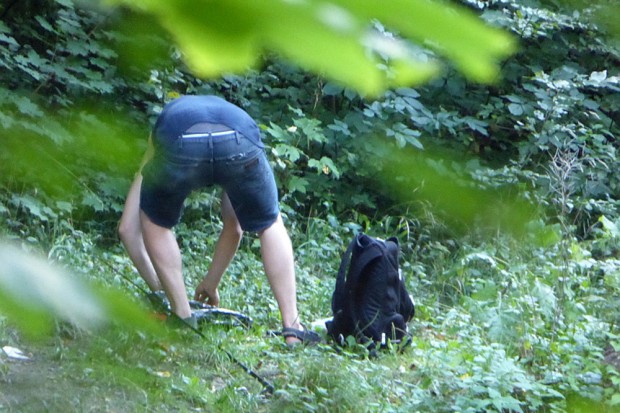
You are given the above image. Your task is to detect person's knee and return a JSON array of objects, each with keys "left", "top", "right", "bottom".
[
  {"left": 222, "top": 215, "right": 243, "bottom": 239},
  {"left": 257, "top": 214, "right": 286, "bottom": 238},
  {"left": 118, "top": 216, "right": 136, "bottom": 243},
  {"left": 223, "top": 215, "right": 244, "bottom": 239}
]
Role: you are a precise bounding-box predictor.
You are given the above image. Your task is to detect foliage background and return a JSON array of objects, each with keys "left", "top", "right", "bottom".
[{"left": 1, "top": 0, "right": 620, "bottom": 412}]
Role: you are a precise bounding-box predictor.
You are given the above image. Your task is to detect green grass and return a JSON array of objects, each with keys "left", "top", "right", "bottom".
[{"left": 2, "top": 213, "right": 620, "bottom": 412}]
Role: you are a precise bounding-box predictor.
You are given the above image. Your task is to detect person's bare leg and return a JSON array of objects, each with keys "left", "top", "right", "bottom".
[
  {"left": 139, "top": 211, "right": 191, "bottom": 319},
  {"left": 118, "top": 175, "right": 162, "bottom": 292},
  {"left": 258, "top": 214, "right": 302, "bottom": 344},
  {"left": 194, "top": 192, "right": 243, "bottom": 306}
]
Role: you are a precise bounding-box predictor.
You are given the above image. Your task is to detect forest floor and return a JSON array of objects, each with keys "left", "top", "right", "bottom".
[
  {"left": 7, "top": 338, "right": 620, "bottom": 413},
  {"left": 0, "top": 319, "right": 305, "bottom": 413},
  {"left": 1, "top": 332, "right": 149, "bottom": 413}
]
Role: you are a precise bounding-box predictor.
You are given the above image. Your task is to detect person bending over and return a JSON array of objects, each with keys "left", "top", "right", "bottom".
[{"left": 118, "top": 95, "right": 318, "bottom": 345}]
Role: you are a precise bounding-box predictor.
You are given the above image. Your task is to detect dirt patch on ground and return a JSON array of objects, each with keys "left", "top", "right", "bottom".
[
  {"left": 1, "top": 355, "right": 65, "bottom": 412},
  {"left": 1, "top": 342, "right": 145, "bottom": 413}
]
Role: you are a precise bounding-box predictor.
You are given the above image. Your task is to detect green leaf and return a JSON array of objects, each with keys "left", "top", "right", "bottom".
[
  {"left": 104, "top": 0, "right": 515, "bottom": 94},
  {"left": 508, "top": 103, "right": 524, "bottom": 116},
  {"left": 0, "top": 241, "right": 163, "bottom": 340},
  {"left": 342, "top": 0, "right": 515, "bottom": 80},
  {"left": 81, "top": 192, "right": 105, "bottom": 212},
  {"left": 308, "top": 157, "right": 341, "bottom": 179},
  {"left": 0, "top": 33, "right": 19, "bottom": 48},
  {"left": 487, "top": 387, "right": 501, "bottom": 399},
  {"left": 599, "top": 215, "right": 620, "bottom": 238},
  {"left": 274, "top": 144, "right": 302, "bottom": 163},
  {"left": 288, "top": 176, "right": 309, "bottom": 195},
  {"left": 35, "top": 16, "right": 56, "bottom": 33},
  {"left": 532, "top": 280, "right": 557, "bottom": 318},
  {"left": 55, "top": 201, "right": 74, "bottom": 214},
  {"left": 589, "top": 70, "right": 607, "bottom": 83},
  {"left": 0, "top": 90, "right": 44, "bottom": 118},
  {"left": 14, "top": 95, "right": 44, "bottom": 117},
  {"left": 11, "top": 194, "right": 56, "bottom": 222},
  {"left": 376, "top": 142, "right": 538, "bottom": 236},
  {"left": 0, "top": 242, "right": 106, "bottom": 339},
  {"left": 323, "top": 83, "right": 344, "bottom": 96}
]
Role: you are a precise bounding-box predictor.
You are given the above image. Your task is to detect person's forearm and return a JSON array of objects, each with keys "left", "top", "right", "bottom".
[{"left": 203, "top": 222, "right": 242, "bottom": 285}]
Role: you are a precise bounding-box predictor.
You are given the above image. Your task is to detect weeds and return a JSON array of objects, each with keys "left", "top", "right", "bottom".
[{"left": 2, "top": 199, "right": 620, "bottom": 412}]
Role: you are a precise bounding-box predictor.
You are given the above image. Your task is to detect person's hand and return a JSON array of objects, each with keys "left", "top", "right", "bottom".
[{"left": 194, "top": 278, "right": 220, "bottom": 307}]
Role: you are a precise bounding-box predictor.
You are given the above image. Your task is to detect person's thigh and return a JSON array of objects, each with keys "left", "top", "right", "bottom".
[
  {"left": 140, "top": 155, "right": 200, "bottom": 228},
  {"left": 216, "top": 148, "right": 279, "bottom": 233}
]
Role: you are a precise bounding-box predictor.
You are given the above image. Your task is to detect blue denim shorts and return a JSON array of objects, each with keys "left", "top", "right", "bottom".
[{"left": 140, "top": 131, "right": 279, "bottom": 232}]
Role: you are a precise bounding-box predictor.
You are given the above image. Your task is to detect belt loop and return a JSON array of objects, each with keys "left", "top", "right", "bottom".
[
  {"left": 209, "top": 133, "right": 214, "bottom": 149},
  {"left": 177, "top": 135, "right": 183, "bottom": 149},
  {"left": 235, "top": 131, "right": 240, "bottom": 144}
]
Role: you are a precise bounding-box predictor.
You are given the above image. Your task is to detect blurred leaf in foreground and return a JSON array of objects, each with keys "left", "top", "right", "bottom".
[
  {"left": 103, "top": 0, "right": 516, "bottom": 95},
  {"left": 0, "top": 241, "right": 161, "bottom": 340},
  {"left": 373, "top": 141, "right": 539, "bottom": 237}
]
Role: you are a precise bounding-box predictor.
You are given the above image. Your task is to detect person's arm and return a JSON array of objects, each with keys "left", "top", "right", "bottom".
[
  {"left": 194, "top": 192, "right": 243, "bottom": 306},
  {"left": 139, "top": 134, "right": 155, "bottom": 171},
  {"left": 118, "top": 135, "right": 160, "bottom": 291}
]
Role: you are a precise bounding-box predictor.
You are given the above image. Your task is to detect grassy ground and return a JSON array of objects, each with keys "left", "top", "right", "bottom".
[
  {"left": 0, "top": 318, "right": 412, "bottom": 412},
  {"left": 2, "top": 215, "right": 620, "bottom": 412},
  {"left": 4, "top": 320, "right": 617, "bottom": 413}
]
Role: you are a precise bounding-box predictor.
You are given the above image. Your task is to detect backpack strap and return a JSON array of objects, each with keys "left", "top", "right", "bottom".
[
  {"left": 331, "top": 235, "right": 356, "bottom": 312},
  {"left": 327, "top": 235, "right": 358, "bottom": 342},
  {"left": 337, "top": 237, "right": 356, "bottom": 287},
  {"left": 386, "top": 237, "right": 415, "bottom": 322},
  {"left": 342, "top": 235, "right": 384, "bottom": 299},
  {"left": 349, "top": 235, "right": 385, "bottom": 277}
]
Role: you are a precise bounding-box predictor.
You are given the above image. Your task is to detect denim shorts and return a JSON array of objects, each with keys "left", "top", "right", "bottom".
[{"left": 140, "top": 130, "right": 279, "bottom": 232}]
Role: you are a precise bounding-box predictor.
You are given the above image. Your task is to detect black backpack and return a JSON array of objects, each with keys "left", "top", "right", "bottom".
[{"left": 326, "top": 233, "right": 415, "bottom": 348}]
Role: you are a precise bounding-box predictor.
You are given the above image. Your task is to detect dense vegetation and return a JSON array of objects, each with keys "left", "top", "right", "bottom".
[{"left": 1, "top": 0, "right": 619, "bottom": 412}]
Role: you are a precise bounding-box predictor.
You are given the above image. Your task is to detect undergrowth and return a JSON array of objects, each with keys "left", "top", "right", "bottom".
[{"left": 2, "top": 199, "right": 620, "bottom": 412}]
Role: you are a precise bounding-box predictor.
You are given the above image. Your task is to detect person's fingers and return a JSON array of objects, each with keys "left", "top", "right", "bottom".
[
  {"left": 194, "top": 289, "right": 205, "bottom": 302},
  {"left": 207, "top": 291, "right": 219, "bottom": 306}
]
